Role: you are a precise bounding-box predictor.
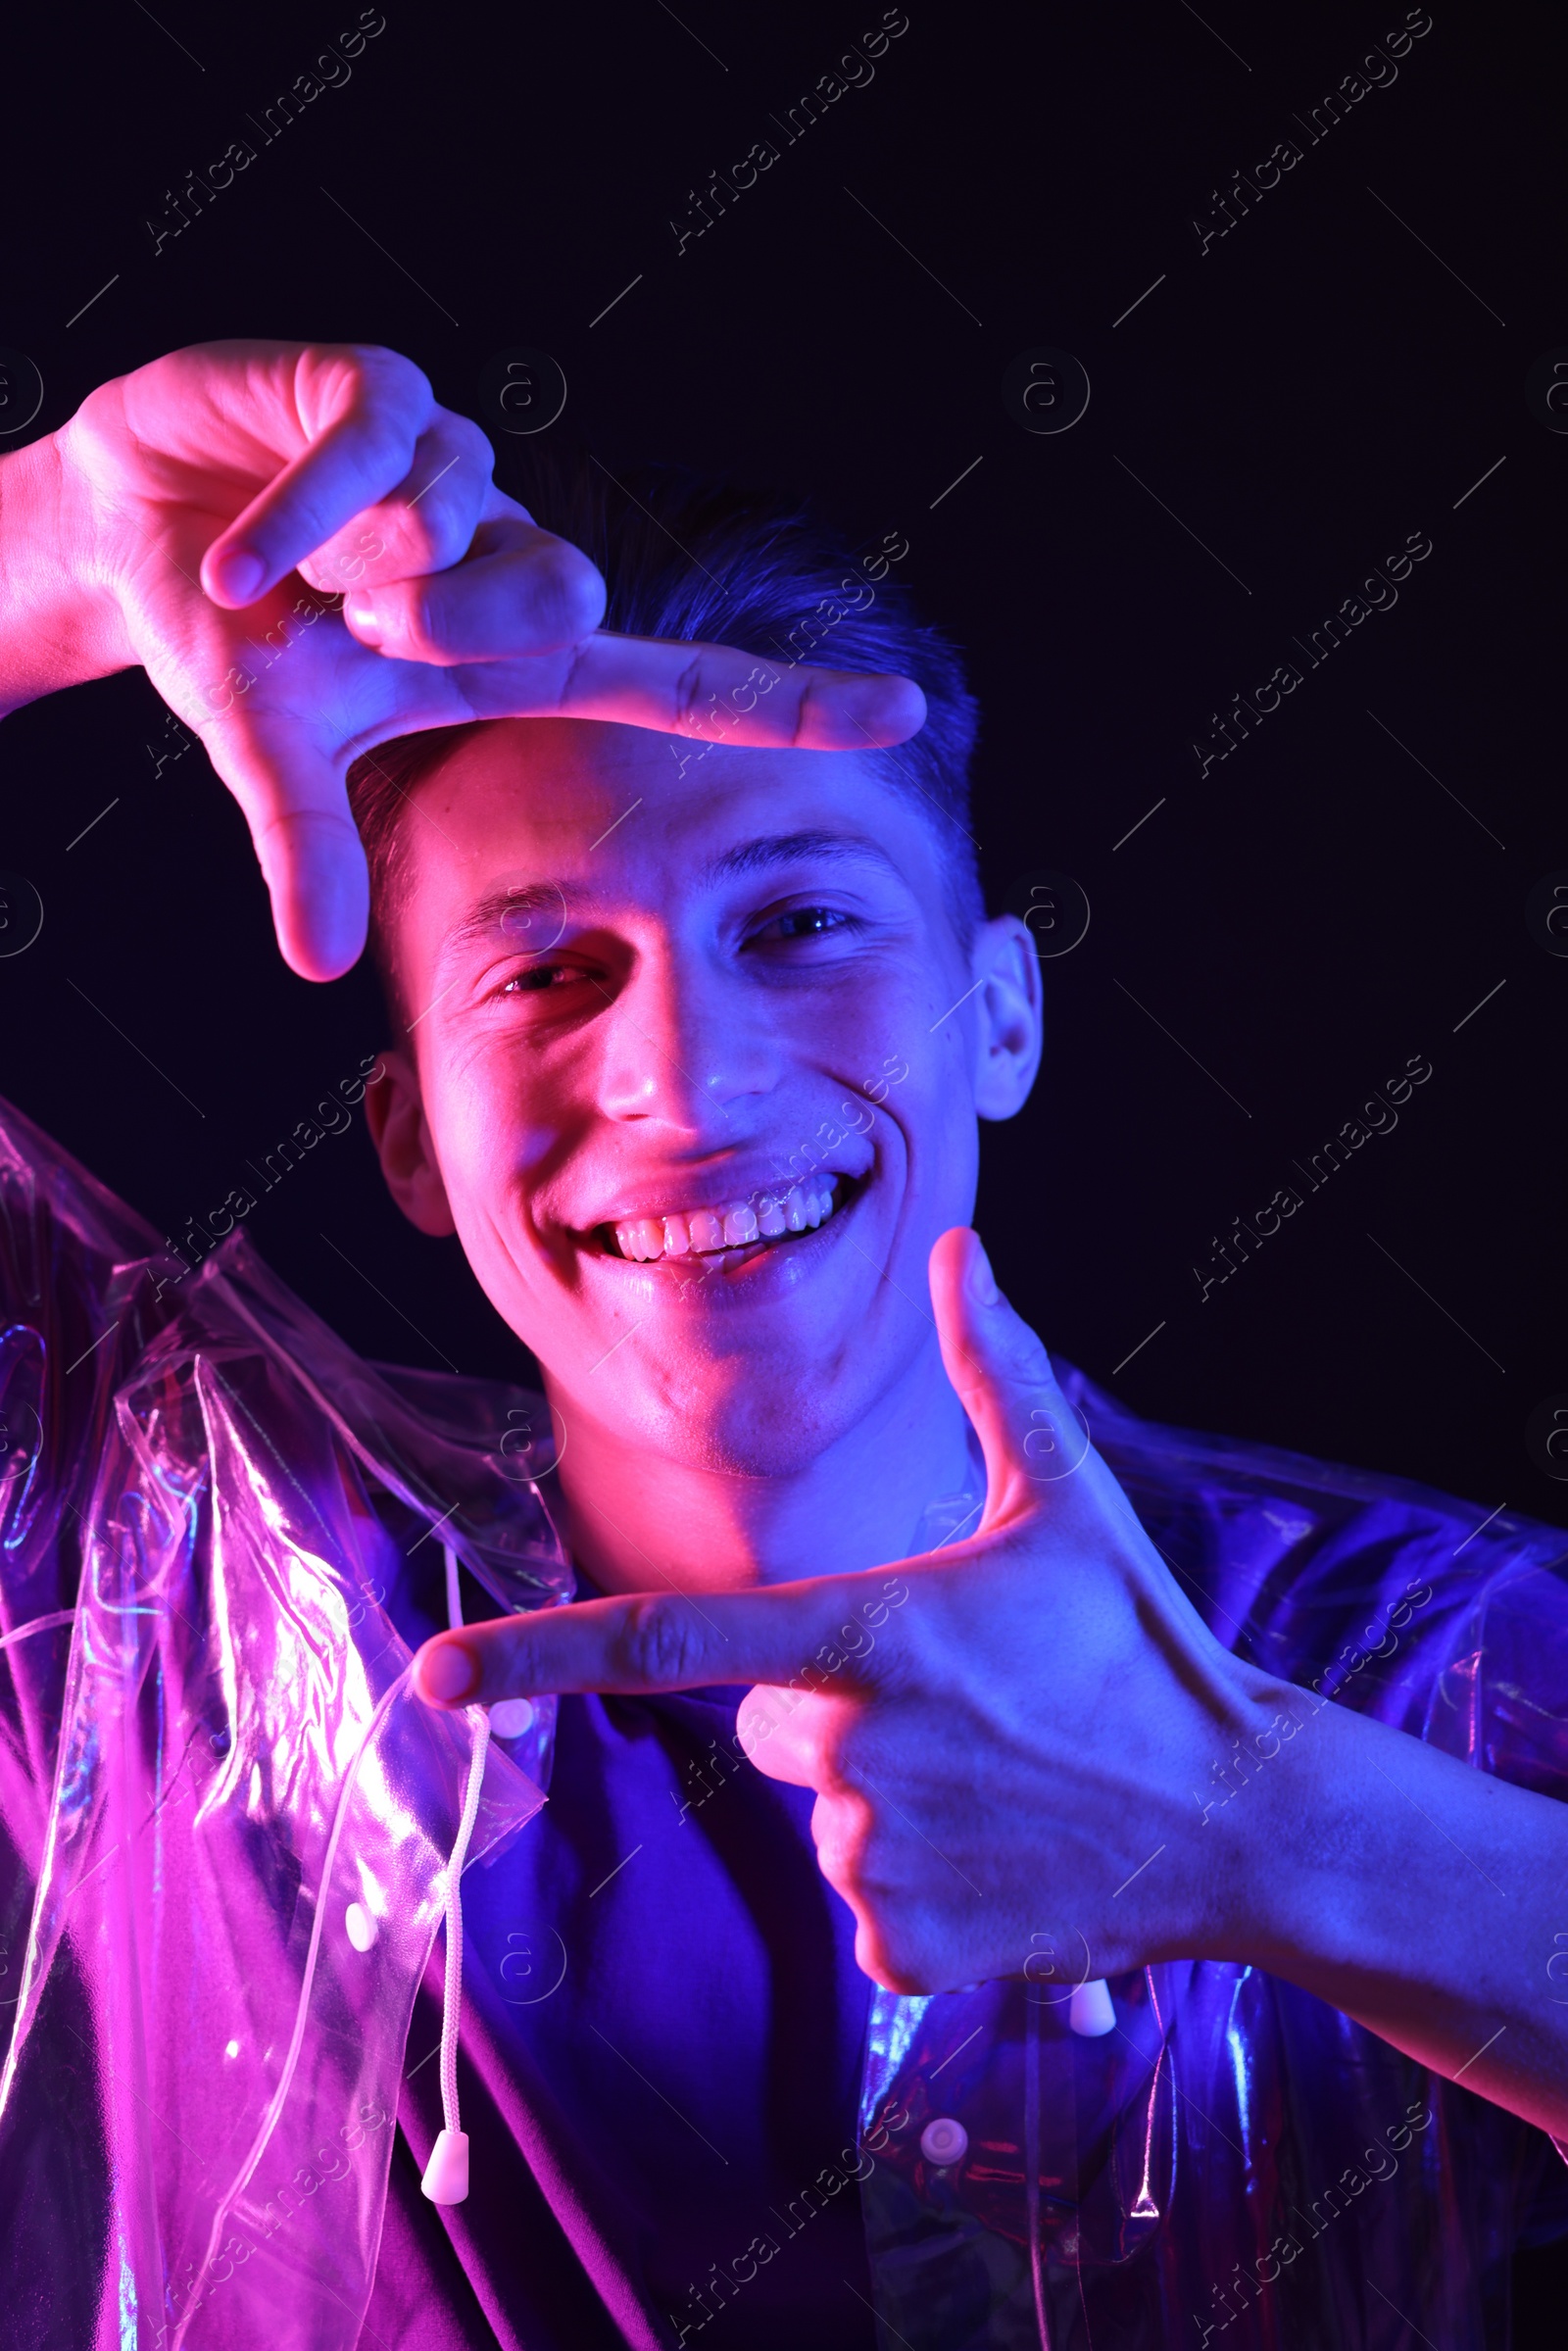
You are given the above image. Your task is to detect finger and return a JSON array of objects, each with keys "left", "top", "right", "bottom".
[
  {"left": 927, "top": 1227, "right": 1091, "bottom": 1524},
  {"left": 207, "top": 715, "right": 369, "bottom": 980},
  {"left": 411, "top": 1573, "right": 910, "bottom": 1710},
  {"left": 736, "top": 1687, "right": 836, "bottom": 1786},
  {"left": 453, "top": 630, "right": 927, "bottom": 750},
  {"left": 297, "top": 415, "right": 500, "bottom": 596},
  {"left": 340, "top": 515, "right": 607, "bottom": 663},
  {"left": 201, "top": 344, "right": 436, "bottom": 607}
]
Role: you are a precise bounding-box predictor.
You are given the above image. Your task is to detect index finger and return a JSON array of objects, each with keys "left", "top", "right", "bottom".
[
  {"left": 412, "top": 1572, "right": 914, "bottom": 1708},
  {"left": 200, "top": 343, "right": 440, "bottom": 607},
  {"left": 458, "top": 628, "right": 928, "bottom": 751}
]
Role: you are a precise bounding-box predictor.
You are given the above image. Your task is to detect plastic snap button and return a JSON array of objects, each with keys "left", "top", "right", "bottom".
[
  {"left": 489, "top": 1697, "right": 535, "bottom": 1739},
  {"left": 919, "top": 2116, "right": 968, "bottom": 2168},
  {"left": 345, "top": 1901, "right": 377, "bottom": 1952}
]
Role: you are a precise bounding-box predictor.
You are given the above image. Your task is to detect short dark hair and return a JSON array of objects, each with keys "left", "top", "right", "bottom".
[{"left": 346, "top": 454, "right": 983, "bottom": 1028}]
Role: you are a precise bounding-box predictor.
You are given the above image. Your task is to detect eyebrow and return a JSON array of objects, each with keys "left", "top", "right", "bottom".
[
  {"left": 440, "top": 830, "right": 905, "bottom": 958},
  {"left": 697, "top": 829, "right": 905, "bottom": 888}
]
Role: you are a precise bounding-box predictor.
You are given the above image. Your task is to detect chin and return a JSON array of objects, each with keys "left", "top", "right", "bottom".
[
  {"left": 538, "top": 1316, "right": 887, "bottom": 1483},
  {"left": 638, "top": 1356, "right": 864, "bottom": 1481}
]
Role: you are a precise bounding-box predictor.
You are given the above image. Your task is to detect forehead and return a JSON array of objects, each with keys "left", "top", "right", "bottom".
[{"left": 395, "top": 717, "right": 938, "bottom": 929}]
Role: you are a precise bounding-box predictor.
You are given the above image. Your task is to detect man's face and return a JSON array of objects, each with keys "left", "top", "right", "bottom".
[{"left": 373, "top": 718, "right": 1038, "bottom": 1477}]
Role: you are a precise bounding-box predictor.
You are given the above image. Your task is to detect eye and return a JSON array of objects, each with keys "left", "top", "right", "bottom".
[
  {"left": 748, "top": 905, "right": 858, "bottom": 946},
  {"left": 499, "top": 961, "right": 577, "bottom": 995}
]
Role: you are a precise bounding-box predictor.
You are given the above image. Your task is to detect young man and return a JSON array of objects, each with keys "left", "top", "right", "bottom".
[{"left": 0, "top": 341, "right": 1564, "bottom": 2350}]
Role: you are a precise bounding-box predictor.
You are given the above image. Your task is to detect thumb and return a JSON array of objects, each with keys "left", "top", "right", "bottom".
[
  {"left": 928, "top": 1227, "right": 1091, "bottom": 1526},
  {"left": 212, "top": 725, "right": 369, "bottom": 980},
  {"left": 254, "top": 804, "right": 370, "bottom": 982}
]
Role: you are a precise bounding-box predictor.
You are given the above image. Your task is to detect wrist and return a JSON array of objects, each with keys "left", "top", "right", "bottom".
[
  {"left": 1210, "top": 1677, "right": 1412, "bottom": 1988},
  {"left": 1177, "top": 1671, "right": 1336, "bottom": 1967},
  {"left": 0, "top": 430, "right": 130, "bottom": 714}
]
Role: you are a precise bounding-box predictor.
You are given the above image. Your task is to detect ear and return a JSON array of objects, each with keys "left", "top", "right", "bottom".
[
  {"left": 361, "top": 1049, "right": 458, "bottom": 1236},
  {"left": 969, "top": 915, "right": 1043, "bottom": 1120}
]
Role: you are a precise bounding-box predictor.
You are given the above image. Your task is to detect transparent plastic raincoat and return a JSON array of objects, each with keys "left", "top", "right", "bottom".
[
  {"left": 0, "top": 1093, "right": 1564, "bottom": 2351},
  {"left": 0, "top": 1098, "right": 570, "bottom": 2349}
]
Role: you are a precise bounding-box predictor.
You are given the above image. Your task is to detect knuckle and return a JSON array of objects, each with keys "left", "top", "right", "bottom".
[
  {"left": 671, "top": 654, "right": 705, "bottom": 732},
  {"left": 542, "top": 543, "right": 607, "bottom": 636},
  {"left": 795, "top": 1722, "right": 844, "bottom": 1790},
  {"left": 789, "top": 678, "right": 816, "bottom": 750},
  {"left": 447, "top": 414, "right": 496, "bottom": 477},
  {"left": 812, "top": 1789, "right": 876, "bottom": 1884},
  {"left": 849, "top": 1883, "right": 933, "bottom": 1993},
  {"left": 349, "top": 410, "right": 420, "bottom": 495},
  {"left": 871, "top": 1928, "right": 934, "bottom": 1995},
  {"left": 481, "top": 1631, "right": 532, "bottom": 1697},
  {"left": 617, "top": 1596, "right": 707, "bottom": 1689},
  {"left": 346, "top": 343, "right": 432, "bottom": 420},
  {"left": 996, "top": 1315, "right": 1056, "bottom": 1388},
  {"left": 342, "top": 341, "right": 409, "bottom": 374},
  {"left": 402, "top": 501, "right": 468, "bottom": 575},
  {"left": 401, "top": 582, "right": 449, "bottom": 659}
]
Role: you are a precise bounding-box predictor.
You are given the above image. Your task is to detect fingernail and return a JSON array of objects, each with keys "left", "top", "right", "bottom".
[
  {"left": 216, "top": 549, "right": 266, "bottom": 605},
  {"left": 345, "top": 598, "right": 384, "bottom": 648},
  {"left": 418, "top": 1640, "right": 478, "bottom": 1704},
  {"left": 968, "top": 1237, "right": 999, "bottom": 1305}
]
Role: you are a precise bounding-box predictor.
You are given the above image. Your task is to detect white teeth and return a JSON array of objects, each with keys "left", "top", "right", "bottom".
[{"left": 612, "top": 1176, "right": 843, "bottom": 1262}]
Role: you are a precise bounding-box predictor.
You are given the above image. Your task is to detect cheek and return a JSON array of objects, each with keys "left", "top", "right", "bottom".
[
  {"left": 426, "top": 1084, "right": 508, "bottom": 1218},
  {"left": 422, "top": 1053, "right": 561, "bottom": 1249},
  {"left": 883, "top": 1064, "right": 981, "bottom": 1216}
]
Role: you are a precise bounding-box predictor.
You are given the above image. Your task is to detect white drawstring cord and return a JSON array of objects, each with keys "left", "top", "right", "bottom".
[{"left": 420, "top": 1543, "right": 490, "bottom": 2206}]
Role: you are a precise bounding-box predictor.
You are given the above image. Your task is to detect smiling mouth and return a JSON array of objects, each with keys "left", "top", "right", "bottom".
[{"left": 601, "top": 1173, "right": 855, "bottom": 1267}]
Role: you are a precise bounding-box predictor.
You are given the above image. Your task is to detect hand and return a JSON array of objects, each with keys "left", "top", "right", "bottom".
[
  {"left": 413, "top": 1227, "right": 1288, "bottom": 1995},
  {"left": 1, "top": 340, "right": 925, "bottom": 979}
]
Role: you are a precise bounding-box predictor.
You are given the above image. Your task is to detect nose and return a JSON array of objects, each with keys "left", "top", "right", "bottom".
[{"left": 595, "top": 948, "right": 780, "bottom": 1135}]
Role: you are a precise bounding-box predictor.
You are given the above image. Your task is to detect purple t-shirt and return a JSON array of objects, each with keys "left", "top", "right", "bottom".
[{"left": 364, "top": 1669, "right": 878, "bottom": 2350}]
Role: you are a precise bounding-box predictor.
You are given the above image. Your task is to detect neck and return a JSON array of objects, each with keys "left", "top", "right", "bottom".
[{"left": 544, "top": 1340, "right": 977, "bottom": 1596}]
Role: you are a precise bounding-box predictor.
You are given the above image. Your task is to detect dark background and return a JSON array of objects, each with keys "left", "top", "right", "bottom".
[{"left": 0, "top": 0, "right": 1564, "bottom": 2327}]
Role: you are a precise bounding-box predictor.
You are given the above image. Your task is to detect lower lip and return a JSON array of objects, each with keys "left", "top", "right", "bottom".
[{"left": 590, "top": 1184, "right": 863, "bottom": 1294}]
